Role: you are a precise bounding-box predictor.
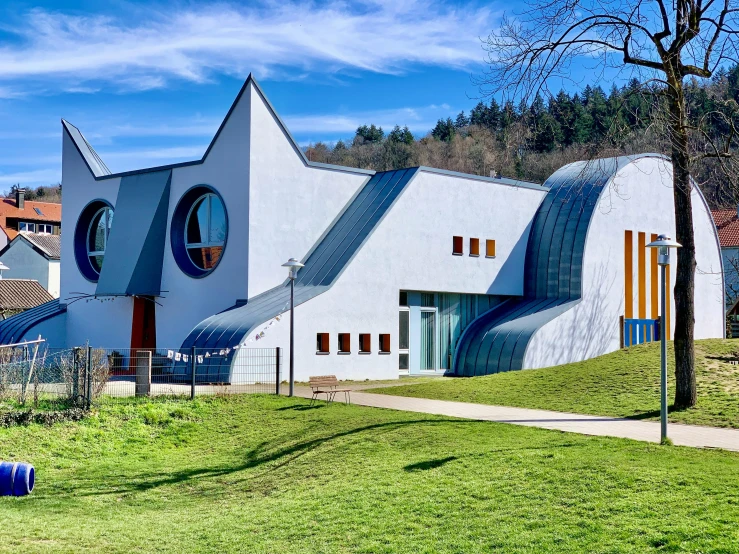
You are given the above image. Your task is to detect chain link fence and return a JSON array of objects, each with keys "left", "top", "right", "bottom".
[{"left": 0, "top": 342, "right": 283, "bottom": 407}]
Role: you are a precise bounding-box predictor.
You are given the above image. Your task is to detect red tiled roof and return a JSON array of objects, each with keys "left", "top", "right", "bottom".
[
  {"left": 712, "top": 208, "right": 739, "bottom": 247},
  {"left": 0, "top": 199, "right": 61, "bottom": 241}
]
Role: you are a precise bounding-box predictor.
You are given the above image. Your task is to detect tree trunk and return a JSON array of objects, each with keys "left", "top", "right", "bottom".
[{"left": 667, "top": 77, "right": 698, "bottom": 408}]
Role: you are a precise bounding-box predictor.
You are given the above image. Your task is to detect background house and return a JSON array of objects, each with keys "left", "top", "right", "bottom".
[
  {"left": 0, "top": 188, "right": 61, "bottom": 249},
  {"left": 0, "top": 234, "right": 61, "bottom": 298},
  {"left": 710, "top": 208, "right": 739, "bottom": 307}
]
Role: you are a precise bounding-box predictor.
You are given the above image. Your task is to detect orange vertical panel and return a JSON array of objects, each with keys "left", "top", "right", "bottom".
[
  {"left": 624, "top": 231, "right": 633, "bottom": 318},
  {"left": 666, "top": 264, "right": 672, "bottom": 340},
  {"left": 650, "top": 233, "right": 658, "bottom": 319},
  {"left": 638, "top": 232, "right": 646, "bottom": 318}
]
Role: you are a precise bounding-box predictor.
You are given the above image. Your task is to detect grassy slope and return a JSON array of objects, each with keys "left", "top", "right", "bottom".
[
  {"left": 374, "top": 339, "right": 739, "bottom": 428},
  {"left": 0, "top": 395, "right": 738, "bottom": 553}
]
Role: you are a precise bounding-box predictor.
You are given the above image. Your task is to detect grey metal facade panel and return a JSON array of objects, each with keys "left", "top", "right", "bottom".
[
  {"left": 178, "top": 169, "right": 418, "bottom": 380},
  {"left": 0, "top": 299, "right": 66, "bottom": 345},
  {"left": 452, "top": 155, "right": 650, "bottom": 377},
  {"left": 95, "top": 170, "right": 171, "bottom": 296}
]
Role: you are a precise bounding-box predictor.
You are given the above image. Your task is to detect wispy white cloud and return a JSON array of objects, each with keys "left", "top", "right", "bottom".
[
  {"left": 0, "top": 168, "right": 61, "bottom": 188},
  {"left": 0, "top": 1, "right": 496, "bottom": 92}
]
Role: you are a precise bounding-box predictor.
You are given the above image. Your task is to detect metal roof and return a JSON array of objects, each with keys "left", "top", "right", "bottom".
[
  {"left": 452, "top": 154, "right": 662, "bottom": 376},
  {"left": 178, "top": 168, "right": 417, "bottom": 380},
  {"left": 0, "top": 298, "right": 65, "bottom": 345}
]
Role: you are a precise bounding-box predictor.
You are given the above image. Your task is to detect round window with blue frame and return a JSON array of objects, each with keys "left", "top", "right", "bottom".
[
  {"left": 74, "top": 200, "right": 115, "bottom": 282},
  {"left": 171, "top": 186, "right": 228, "bottom": 277}
]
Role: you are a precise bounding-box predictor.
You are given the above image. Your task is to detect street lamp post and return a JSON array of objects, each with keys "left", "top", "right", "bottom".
[
  {"left": 281, "top": 258, "right": 304, "bottom": 397},
  {"left": 646, "top": 234, "right": 681, "bottom": 443}
]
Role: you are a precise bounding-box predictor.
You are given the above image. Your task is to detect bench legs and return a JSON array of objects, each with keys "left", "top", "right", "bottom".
[{"left": 309, "top": 390, "right": 351, "bottom": 406}]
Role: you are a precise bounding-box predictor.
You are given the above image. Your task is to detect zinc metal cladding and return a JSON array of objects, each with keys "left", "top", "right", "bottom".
[
  {"left": 0, "top": 299, "right": 66, "bottom": 345},
  {"left": 179, "top": 168, "right": 418, "bottom": 381},
  {"left": 452, "top": 155, "right": 656, "bottom": 377}
]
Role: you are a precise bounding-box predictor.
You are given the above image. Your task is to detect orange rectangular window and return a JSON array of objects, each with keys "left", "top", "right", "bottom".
[
  {"left": 359, "top": 333, "right": 371, "bottom": 353},
  {"left": 453, "top": 236, "right": 463, "bottom": 255},
  {"left": 379, "top": 334, "right": 391, "bottom": 353},
  {"left": 469, "top": 238, "right": 480, "bottom": 256},
  {"left": 316, "top": 333, "right": 329, "bottom": 353},
  {"left": 486, "top": 239, "right": 496, "bottom": 257},
  {"left": 338, "top": 333, "right": 351, "bottom": 353}
]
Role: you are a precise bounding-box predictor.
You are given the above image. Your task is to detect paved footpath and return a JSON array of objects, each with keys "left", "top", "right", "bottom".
[{"left": 291, "top": 385, "right": 739, "bottom": 452}]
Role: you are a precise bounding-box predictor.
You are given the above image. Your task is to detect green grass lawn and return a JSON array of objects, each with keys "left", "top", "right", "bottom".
[
  {"left": 0, "top": 395, "right": 738, "bottom": 552},
  {"left": 373, "top": 339, "right": 739, "bottom": 428}
]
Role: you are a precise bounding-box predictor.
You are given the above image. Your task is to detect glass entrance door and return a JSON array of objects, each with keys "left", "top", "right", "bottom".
[{"left": 420, "top": 310, "right": 436, "bottom": 370}]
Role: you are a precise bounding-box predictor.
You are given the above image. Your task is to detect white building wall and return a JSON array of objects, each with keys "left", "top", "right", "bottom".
[
  {"left": 48, "top": 260, "right": 60, "bottom": 299},
  {"left": 246, "top": 84, "right": 369, "bottom": 298},
  {"left": 246, "top": 170, "right": 546, "bottom": 381},
  {"left": 0, "top": 239, "right": 51, "bottom": 292},
  {"left": 524, "top": 157, "right": 724, "bottom": 369},
  {"left": 60, "top": 131, "right": 127, "bottom": 348}
]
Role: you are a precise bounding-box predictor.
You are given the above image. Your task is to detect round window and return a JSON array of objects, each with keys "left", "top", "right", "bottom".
[
  {"left": 74, "top": 200, "right": 114, "bottom": 282},
  {"left": 171, "top": 186, "right": 227, "bottom": 277}
]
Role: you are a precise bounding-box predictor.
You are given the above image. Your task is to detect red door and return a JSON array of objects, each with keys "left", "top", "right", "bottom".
[{"left": 131, "top": 296, "right": 156, "bottom": 351}]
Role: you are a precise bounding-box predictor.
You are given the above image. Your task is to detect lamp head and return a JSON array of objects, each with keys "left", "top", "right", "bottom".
[
  {"left": 646, "top": 234, "right": 681, "bottom": 266},
  {"left": 281, "top": 257, "right": 304, "bottom": 280}
]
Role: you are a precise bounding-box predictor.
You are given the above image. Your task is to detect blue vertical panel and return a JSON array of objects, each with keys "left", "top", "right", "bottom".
[{"left": 96, "top": 170, "right": 171, "bottom": 296}]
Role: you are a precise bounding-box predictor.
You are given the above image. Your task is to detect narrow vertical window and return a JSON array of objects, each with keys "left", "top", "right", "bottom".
[
  {"left": 469, "top": 238, "right": 480, "bottom": 256},
  {"left": 359, "top": 333, "right": 371, "bottom": 353},
  {"left": 486, "top": 239, "right": 496, "bottom": 258},
  {"left": 379, "top": 334, "right": 391, "bottom": 353},
  {"left": 453, "top": 236, "right": 463, "bottom": 255},
  {"left": 338, "top": 333, "right": 351, "bottom": 354},
  {"left": 316, "top": 333, "right": 330, "bottom": 354}
]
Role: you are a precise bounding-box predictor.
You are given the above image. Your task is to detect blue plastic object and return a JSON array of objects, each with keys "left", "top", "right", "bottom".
[{"left": 0, "top": 461, "right": 35, "bottom": 496}]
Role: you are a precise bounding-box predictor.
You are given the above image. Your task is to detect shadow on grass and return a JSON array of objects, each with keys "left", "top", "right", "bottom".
[
  {"left": 627, "top": 405, "right": 691, "bottom": 421},
  {"left": 404, "top": 456, "right": 457, "bottom": 472},
  {"left": 49, "top": 418, "right": 585, "bottom": 499}
]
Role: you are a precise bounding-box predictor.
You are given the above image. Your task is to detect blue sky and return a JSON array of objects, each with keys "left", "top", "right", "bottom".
[{"left": 0, "top": 0, "right": 604, "bottom": 189}]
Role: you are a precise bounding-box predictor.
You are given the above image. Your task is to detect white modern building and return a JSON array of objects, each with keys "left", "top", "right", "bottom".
[{"left": 0, "top": 76, "right": 725, "bottom": 381}]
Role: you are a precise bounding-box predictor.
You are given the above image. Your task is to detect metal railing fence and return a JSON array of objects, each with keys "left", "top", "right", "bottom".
[{"left": 0, "top": 345, "right": 282, "bottom": 406}]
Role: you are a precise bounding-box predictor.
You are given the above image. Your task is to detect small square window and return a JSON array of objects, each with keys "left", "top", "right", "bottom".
[
  {"left": 338, "top": 333, "right": 351, "bottom": 354},
  {"left": 399, "top": 353, "right": 409, "bottom": 370},
  {"left": 453, "top": 236, "right": 463, "bottom": 255},
  {"left": 359, "top": 333, "right": 371, "bottom": 353},
  {"left": 470, "top": 238, "right": 480, "bottom": 256},
  {"left": 38, "top": 224, "right": 52, "bottom": 235},
  {"left": 486, "top": 239, "right": 496, "bottom": 258},
  {"left": 379, "top": 334, "right": 391, "bottom": 353},
  {"left": 316, "top": 333, "right": 330, "bottom": 354}
]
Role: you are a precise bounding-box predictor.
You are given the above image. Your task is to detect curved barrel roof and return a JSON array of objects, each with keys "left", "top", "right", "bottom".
[{"left": 452, "top": 154, "right": 660, "bottom": 376}]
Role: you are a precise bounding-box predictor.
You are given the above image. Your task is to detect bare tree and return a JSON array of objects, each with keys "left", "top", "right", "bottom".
[{"left": 479, "top": 0, "right": 739, "bottom": 407}]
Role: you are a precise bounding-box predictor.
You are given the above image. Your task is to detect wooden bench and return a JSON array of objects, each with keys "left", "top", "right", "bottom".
[{"left": 308, "top": 375, "right": 351, "bottom": 405}]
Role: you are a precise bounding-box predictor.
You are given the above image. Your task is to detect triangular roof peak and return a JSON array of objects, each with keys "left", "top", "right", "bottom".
[{"left": 62, "top": 73, "right": 373, "bottom": 181}]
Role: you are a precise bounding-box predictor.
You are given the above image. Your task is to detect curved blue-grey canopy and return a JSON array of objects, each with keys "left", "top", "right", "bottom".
[
  {"left": 451, "top": 154, "right": 658, "bottom": 376},
  {"left": 0, "top": 299, "right": 66, "bottom": 345},
  {"left": 178, "top": 168, "right": 419, "bottom": 380}
]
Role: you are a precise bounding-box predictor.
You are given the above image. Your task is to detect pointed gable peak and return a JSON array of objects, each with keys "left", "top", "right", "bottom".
[{"left": 61, "top": 119, "right": 111, "bottom": 178}]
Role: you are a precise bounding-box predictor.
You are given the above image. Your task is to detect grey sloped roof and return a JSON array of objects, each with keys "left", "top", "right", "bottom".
[
  {"left": 0, "top": 279, "right": 53, "bottom": 311},
  {"left": 178, "top": 168, "right": 418, "bottom": 381},
  {"left": 61, "top": 120, "right": 111, "bottom": 178},
  {"left": 452, "top": 154, "right": 660, "bottom": 377},
  {"left": 0, "top": 299, "right": 65, "bottom": 345},
  {"left": 22, "top": 233, "right": 61, "bottom": 260}
]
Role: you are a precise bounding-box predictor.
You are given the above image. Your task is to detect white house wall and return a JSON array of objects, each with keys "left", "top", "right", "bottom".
[
  {"left": 524, "top": 156, "right": 724, "bottom": 369},
  {"left": 60, "top": 131, "right": 127, "bottom": 348},
  {"left": 0, "top": 239, "right": 52, "bottom": 293},
  {"left": 246, "top": 83, "right": 369, "bottom": 298},
  {"left": 48, "top": 260, "right": 60, "bottom": 299},
  {"left": 245, "top": 170, "right": 546, "bottom": 381}
]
